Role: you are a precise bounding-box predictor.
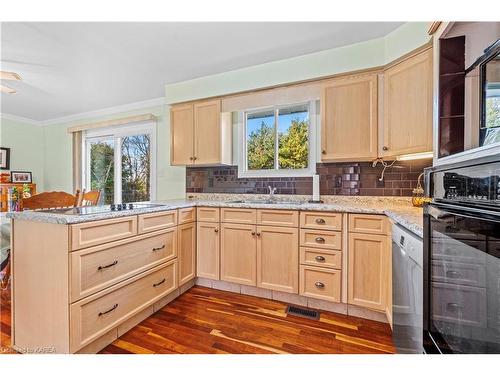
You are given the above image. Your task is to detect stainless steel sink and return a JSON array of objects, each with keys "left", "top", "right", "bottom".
[{"left": 227, "top": 200, "right": 302, "bottom": 205}]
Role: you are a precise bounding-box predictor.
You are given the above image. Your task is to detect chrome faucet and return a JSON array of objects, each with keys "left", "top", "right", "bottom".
[{"left": 267, "top": 186, "right": 277, "bottom": 201}]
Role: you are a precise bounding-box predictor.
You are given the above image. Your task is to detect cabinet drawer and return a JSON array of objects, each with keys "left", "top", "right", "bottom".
[
  {"left": 221, "top": 208, "right": 256, "bottom": 224},
  {"left": 138, "top": 210, "right": 177, "bottom": 234},
  {"left": 178, "top": 207, "right": 196, "bottom": 224},
  {"left": 256, "top": 209, "right": 298, "bottom": 227},
  {"left": 70, "top": 260, "right": 177, "bottom": 352},
  {"left": 349, "top": 214, "right": 389, "bottom": 235},
  {"left": 71, "top": 216, "right": 138, "bottom": 250},
  {"left": 300, "top": 229, "right": 341, "bottom": 250},
  {"left": 299, "top": 265, "right": 341, "bottom": 302},
  {"left": 70, "top": 228, "right": 177, "bottom": 302},
  {"left": 300, "top": 247, "right": 342, "bottom": 269},
  {"left": 197, "top": 207, "right": 220, "bottom": 222},
  {"left": 300, "top": 211, "right": 342, "bottom": 231},
  {"left": 431, "top": 260, "right": 486, "bottom": 288}
]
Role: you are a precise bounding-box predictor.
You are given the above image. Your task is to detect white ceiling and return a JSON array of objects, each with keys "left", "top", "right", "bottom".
[{"left": 1, "top": 22, "right": 403, "bottom": 121}]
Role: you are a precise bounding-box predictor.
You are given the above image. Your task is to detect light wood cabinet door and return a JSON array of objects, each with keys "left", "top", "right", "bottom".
[
  {"left": 256, "top": 225, "right": 298, "bottom": 293},
  {"left": 348, "top": 233, "right": 390, "bottom": 311},
  {"left": 382, "top": 48, "right": 433, "bottom": 157},
  {"left": 194, "top": 99, "right": 221, "bottom": 164},
  {"left": 196, "top": 222, "right": 220, "bottom": 280},
  {"left": 170, "top": 103, "right": 194, "bottom": 165},
  {"left": 220, "top": 223, "right": 256, "bottom": 286},
  {"left": 178, "top": 222, "right": 196, "bottom": 286},
  {"left": 321, "top": 74, "right": 378, "bottom": 161}
]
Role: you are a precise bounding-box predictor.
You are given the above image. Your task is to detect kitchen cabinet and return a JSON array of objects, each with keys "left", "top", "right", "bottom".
[
  {"left": 348, "top": 232, "right": 390, "bottom": 311},
  {"left": 170, "top": 99, "right": 232, "bottom": 166},
  {"left": 220, "top": 223, "right": 257, "bottom": 286},
  {"left": 321, "top": 73, "right": 378, "bottom": 161},
  {"left": 300, "top": 265, "right": 342, "bottom": 303},
  {"left": 256, "top": 225, "right": 298, "bottom": 293},
  {"left": 196, "top": 221, "right": 220, "bottom": 280},
  {"left": 177, "top": 222, "right": 196, "bottom": 286},
  {"left": 382, "top": 47, "right": 433, "bottom": 157}
]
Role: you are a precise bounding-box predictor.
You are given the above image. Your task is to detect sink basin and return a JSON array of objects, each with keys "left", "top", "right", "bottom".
[{"left": 227, "top": 200, "right": 302, "bottom": 205}]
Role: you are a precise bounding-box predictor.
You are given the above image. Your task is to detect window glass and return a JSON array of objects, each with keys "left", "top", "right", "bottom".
[
  {"left": 89, "top": 139, "right": 114, "bottom": 204},
  {"left": 121, "top": 134, "right": 151, "bottom": 203},
  {"left": 246, "top": 109, "right": 275, "bottom": 170},
  {"left": 278, "top": 104, "right": 309, "bottom": 169}
]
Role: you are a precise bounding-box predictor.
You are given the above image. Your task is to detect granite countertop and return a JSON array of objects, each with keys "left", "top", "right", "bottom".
[{"left": 6, "top": 194, "right": 424, "bottom": 238}]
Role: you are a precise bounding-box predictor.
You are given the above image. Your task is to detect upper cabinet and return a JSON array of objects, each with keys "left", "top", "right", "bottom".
[
  {"left": 170, "top": 99, "right": 232, "bottom": 166},
  {"left": 381, "top": 48, "right": 433, "bottom": 157},
  {"left": 321, "top": 73, "right": 378, "bottom": 161}
]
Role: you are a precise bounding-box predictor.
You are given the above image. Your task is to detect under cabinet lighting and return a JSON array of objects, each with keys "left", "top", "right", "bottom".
[
  {"left": 0, "top": 71, "right": 21, "bottom": 81},
  {"left": 397, "top": 151, "right": 433, "bottom": 161},
  {"left": 0, "top": 85, "right": 16, "bottom": 94}
]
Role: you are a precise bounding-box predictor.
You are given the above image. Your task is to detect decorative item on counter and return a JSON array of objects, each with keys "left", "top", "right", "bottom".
[
  {"left": 22, "top": 183, "right": 31, "bottom": 198},
  {"left": 9, "top": 187, "right": 21, "bottom": 211},
  {"left": 308, "top": 174, "right": 323, "bottom": 203},
  {"left": 0, "top": 172, "right": 10, "bottom": 183},
  {"left": 10, "top": 170, "right": 32, "bottom": 183},
  {"left": 412, "top": 173, "right": 431, "bottom": 207}
]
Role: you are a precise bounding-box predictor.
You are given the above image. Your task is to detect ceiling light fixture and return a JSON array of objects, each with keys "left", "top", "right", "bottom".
[{"left": 397, "top": 151, "right": 434, "bottom": 161}]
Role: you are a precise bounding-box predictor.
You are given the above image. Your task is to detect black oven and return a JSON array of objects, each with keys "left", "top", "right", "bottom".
[{"left": 423, "top": 155, "right": 500, "bottom": 353}]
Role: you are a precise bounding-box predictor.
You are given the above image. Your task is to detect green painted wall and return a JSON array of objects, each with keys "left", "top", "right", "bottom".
[
  {"left": 0, "top": 116, "right": 45, "bottom": 188},
  {"left": 42, "top": 104, "right": 186, "bottom": 199}
]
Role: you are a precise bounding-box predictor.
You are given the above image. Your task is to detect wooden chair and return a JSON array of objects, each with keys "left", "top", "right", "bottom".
[
  {"left": 76, "top": 189, "right": 101, "bottom": 206},
  {"left": 21, "top": 191, "right": 78, "bottom": 211}
]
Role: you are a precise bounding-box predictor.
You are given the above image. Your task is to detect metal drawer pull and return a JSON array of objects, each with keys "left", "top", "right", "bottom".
[
  {"left": 315, "top": 237, "right": 325, "bottom": 243},
  {"left": 97, "top": 260, "right": 118, "bottom": 271},
  {"left": 251, "top": 231, "right": 256, "bottom": 236},
  {"left": 315, "top": 256, "right": 326, "bottom": 262},
  {"left": 446, "top": 303, "right": 462, "bottom": 312},
  {"left": 314, "top": 281, "right": 325, "bottom": 288},
  {"left": 153, "top": 278, "right": 166, "bottom": 287},
  {"left": 446, "top": 270, "right": 461, "bottom": 278},
  {"left": 315, "top": 218, "right": 326, "bottom": 224},
  {"left": 152, "top": 245, "right": 166, "bottom": 252},
  {"left": 214, "top": 228, "right": 219, "bottom": 233},
  {"left": 256, "top": 232, "right": 261, "bottom": 237},
  {"left": 98, "top": 303, "right": 118, "bottom": 317}
]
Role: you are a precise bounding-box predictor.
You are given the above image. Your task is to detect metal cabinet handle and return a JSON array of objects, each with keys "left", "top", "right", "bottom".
[
  {"left": 251, "top": 231, "right": 256, "bottom": 236},
  {"left": 98, "top": 303, "right": 118, "bottom": 317},
  {"left": 315, "top": 237, "right": 325, "bottom": 243},
  {"left": 315, "top": 256, "right": 326, "bottom": 262},
  {"left": 214, "top": 228, "right": 219, "bottom": 233},
  {"left": 189, "top": 156, "right": 194, "bottom": 161},
  {"left": 256, "top": 232, "right": 261, "bottom": 237},
  {"left": 153, "top": 278, "right": 166, "bottom": 288},
  {"left": 315, "top": 218, "right": 326, "bottom": 224},
  {"left": 447, "top": 303, "right": 462, "bottom": 312},
  {"left": 382, "top": 146, "right": 389, "bottom": 151},
  {"left": 97, "top": 260, "right": 118, "bottom": 271},
  {"left": 314, "top": 281, "right": 325, "bottom": 288},
  {"left": 321, "top": 150, "right": 326, "bottom": 155},
  {"left": 446, "top": 270, "right": 461, "bottom": 278},
  {"left": 152, "top": 245, "right": 165, "bottom": 252},
  {"left": 193, "top": 156, "right": 197, "bottom": 161}
]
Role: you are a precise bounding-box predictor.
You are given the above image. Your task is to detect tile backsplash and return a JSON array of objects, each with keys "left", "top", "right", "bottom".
[{"left": 186, "top": 159, "right": 432, "bottom": 197}]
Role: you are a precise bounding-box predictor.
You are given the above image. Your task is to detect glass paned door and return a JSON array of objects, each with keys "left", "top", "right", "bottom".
[
  {"left": 121, "top": 134, "right": 151, "bottom": 203},
  {"left": 88, "top": 139, "right": 115, "bottom": 204}
]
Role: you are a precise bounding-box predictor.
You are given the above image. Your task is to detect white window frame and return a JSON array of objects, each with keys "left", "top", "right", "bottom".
[
  {"left": 237, "top": 100, "right": 317, "bottom": 178},
  {"left": 82, "top": 121, "right": 157, "bottom": 204}
]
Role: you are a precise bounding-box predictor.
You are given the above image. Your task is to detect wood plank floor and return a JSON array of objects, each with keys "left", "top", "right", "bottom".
[{"left": 0, "top": 285, "right": 395, "bottom": 354}]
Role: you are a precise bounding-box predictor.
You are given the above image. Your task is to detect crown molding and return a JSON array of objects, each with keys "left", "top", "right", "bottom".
[
  {"left": 40, "top": 97, "right": 166, "bottom": 126},
  {"left": 0, "top": 113, "right": 42, "bottom": 126}
]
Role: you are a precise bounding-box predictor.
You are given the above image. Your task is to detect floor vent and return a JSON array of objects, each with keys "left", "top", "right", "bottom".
[{"left": 286, "top": 305, "right": 320, "bottom": 320}]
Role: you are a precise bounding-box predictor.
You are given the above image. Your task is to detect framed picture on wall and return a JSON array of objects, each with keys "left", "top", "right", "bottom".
[
  {"left": 0, "top": 147, "right": 10, "bottom": 170},
  {"left": 10, "top": 171, "right": 32, "bottom": 183}
]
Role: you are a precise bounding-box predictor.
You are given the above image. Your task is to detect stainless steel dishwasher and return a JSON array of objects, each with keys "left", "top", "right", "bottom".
[{"left": 392, "top": 223, "right": 423, "bottom": 354}]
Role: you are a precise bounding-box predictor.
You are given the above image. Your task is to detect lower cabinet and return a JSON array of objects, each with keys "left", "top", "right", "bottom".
[
  {"left": 178, "top": 222, "right": 196, "bottom": 286},
  {"left": 220, "top": 223, "right": 257, "bottom": 286},
  {"left": 256, "top": 225, "right": 298, "bottom": 293},
  {"left": 299, "top": 265, "right": 342, "bottom": 302},
  {"left": 348, "top": 232, "right": 390, "bottom": 311},
  {"left": 196, "top": 221, "right": 220, "bottom": 280}
]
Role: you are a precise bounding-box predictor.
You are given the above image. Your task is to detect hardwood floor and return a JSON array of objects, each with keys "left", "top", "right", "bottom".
[
  {"left": 0, "top": 284, "right": 395, "bottom": 354},
  {"left": 0, "top": 284, "right": 16, "bottom": 354}
]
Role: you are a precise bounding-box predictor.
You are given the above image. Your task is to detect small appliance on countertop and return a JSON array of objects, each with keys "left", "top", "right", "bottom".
[
  {"left": 423, "top": 154, "right": 500, "bottom": 353},
  {"left": 39, "top": 202, "right": 162, "bottom": 215}
]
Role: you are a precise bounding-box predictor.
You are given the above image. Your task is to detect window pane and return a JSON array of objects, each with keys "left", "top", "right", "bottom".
[
  {"left": 121, "top": 134, "right": 151, "bottom": 203},
  {"left": 89, "top": 140, "right": 114, "bottom": 204},
  {"left": 246, "top": 109, "right": 275, "bottom": 170},
  {"left": 278, "top": 104, "right": 309, "bottom": 169}
]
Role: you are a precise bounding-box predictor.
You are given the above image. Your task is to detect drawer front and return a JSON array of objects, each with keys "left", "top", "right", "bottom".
[
  {"left": 300, "top": 211, "right": 342, "bottom": 231},
  {"left": 300, "top": 229, "right": 341, "bottom": 250},
  {"left": 178, "top": 207, "right": 196, "bottom": 224},
  {"left": 71, "top": 216, "right": 138, "bottom": 250},
  {"left": 70, "top": 261, "right": 177, "bottom": 352},
  {"left": 299, "top": 265, "right": 341, "bottom": 302},
  {"left": 70, "top": 228, "right": 177, "bottom": 302},
  {"left": 221, "top": 208, "right": 257, "bottom": 224},
  {"left": 256, "top": 209, "right": 299, "bottom": 227},
  {"left": 431, "top": 260, "right": 486, "bottom": 288},
  {"left": 349, "top": 214, "right": 389, "bottom": 235},
  {"left": 138, "top": 210, "right": 177, "bottom": 234},
  {"left": 300, "top": 247, "right": 342, "bottom": 269},
  {"left": 197, "top": 207, "right": 220, "bottom": 222}
]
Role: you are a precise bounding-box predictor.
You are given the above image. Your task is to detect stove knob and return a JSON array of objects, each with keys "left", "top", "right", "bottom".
[
  {"left": 110, "top": 204, "right": 116, "bottom": 211},
  {"left": 128, "top": 204, "right": 134, "bottom": 209},
  {"left": 117, "top": 204, "right": 122, "bottom": 210},
  {"left": 122, "top": 203, "right": 127, "bottom": 210}
]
